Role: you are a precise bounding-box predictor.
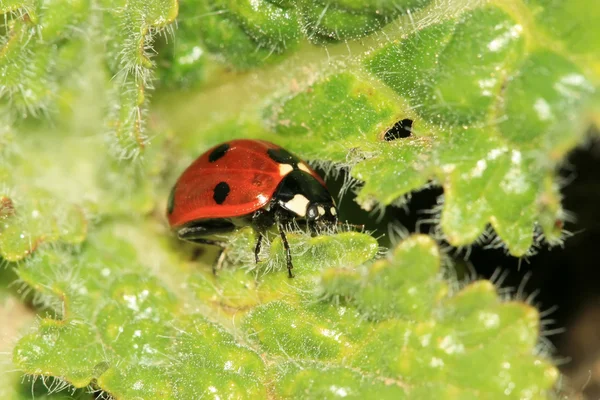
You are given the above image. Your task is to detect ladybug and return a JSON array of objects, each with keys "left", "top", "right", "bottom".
[{"left": 167, "top": 139, "right": 338, "bottom": 278}]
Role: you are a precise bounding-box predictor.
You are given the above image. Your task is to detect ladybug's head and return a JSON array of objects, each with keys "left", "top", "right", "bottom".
[
  {"left": 275, "top": 169, "right": 338, "bottom": 228},
  {"left": 279, "top": 193, "right": 338, "bottom": 227}
]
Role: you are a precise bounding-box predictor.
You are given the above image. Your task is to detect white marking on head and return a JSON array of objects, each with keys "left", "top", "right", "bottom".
[
  {"left": 279, "top": 163, "right": 293, "bottom": 176},
  {"left": 330, "top": 207, "right": 337, "bottom": 216},
  {"left": 317, "top": 206, "right": 325, "bottom": 216},
  {"left": 298, "top": 163, "right": 311, "bottom": 174},
  {"left": 284, "top": 194, "right": 309, "bottom": 217}
]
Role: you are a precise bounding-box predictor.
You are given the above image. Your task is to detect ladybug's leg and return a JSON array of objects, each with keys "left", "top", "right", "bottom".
[
  {"left": 183, "top": 238, "right": 227, "bottom": 275},
  {"left": 177, "top": 220, "right": 237, "bottom": 275},
  {"left": 277, "top": 225, "right": 294, "bottom": 278},
  {"left": 214, "top": 245, "right": 229, "bottom": 275},
  {"left": 254, "top": 233, "right": 263, "bottom": 264}
]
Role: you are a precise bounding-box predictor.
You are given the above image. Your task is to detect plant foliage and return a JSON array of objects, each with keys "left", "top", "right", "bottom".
[{"left": 1, "top": 0, "right": 598, "bottom": 398}]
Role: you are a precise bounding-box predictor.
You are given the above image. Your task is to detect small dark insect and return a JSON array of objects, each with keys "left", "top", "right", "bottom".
[
  {"left": 384, "top": 118, "right": 413, "bottom": 141},
  {"left": 167, "top": 139, "right": 338, "bottom": 278}
]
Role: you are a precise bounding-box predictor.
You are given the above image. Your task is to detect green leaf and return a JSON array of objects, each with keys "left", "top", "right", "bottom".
[
  {"left": 0, "top": 191, "right": 87, "bottom": 262},
  {"left": 230, "top": 3, "right": 595, "bottom": 255},
  {"left": 165, "top": 0, "right": 433, "bottom": 73},
  {"left": 2, "top": 0, "right": 597, "bottom": 398},
  {"left": 10, "top": 220, "right": 556, "bottom": 398},
  {"left": 525, "top": 0, "right": 600, "bottom": 62},
  {"left": 1, "top": 0, "right": 178, "bottom": 158},
  {"left": 266, "top": 72, "right": 403, "bottom": 161},
  {"left": 499, "top": 50, "right": 595, "bottom": 149}
]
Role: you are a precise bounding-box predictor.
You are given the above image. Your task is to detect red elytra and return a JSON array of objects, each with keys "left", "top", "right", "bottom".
[
  {"left": 166, "top": 139, "right": 338, "bottom": 278},
  {"left": 168, "top": 139, "right": 325, "bottom": 227}
]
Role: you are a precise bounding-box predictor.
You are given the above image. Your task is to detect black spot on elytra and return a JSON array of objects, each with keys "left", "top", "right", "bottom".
[
  {"left": 213, "top": 182, "right": 230, "bottom": 204},
  {"left": 267, "top": 148, "right": 298, "bottom": 166},
  {"left": 209, "top": 143, "right": 230, "bottom": 162},
  {"left": 384, "top": 119, "right": 413, "bottom": 141},
  {"left": 167, "top": 185, "right": 176, "bottom": 214}
]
